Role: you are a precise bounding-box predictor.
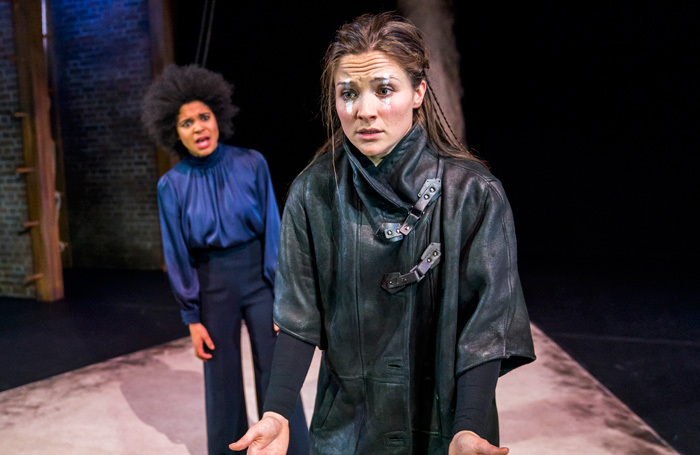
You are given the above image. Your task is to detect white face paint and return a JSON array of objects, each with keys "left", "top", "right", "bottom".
[
  {"left": 342, "top": 79, "right": 354, "bottom": 115},
  {"left": 381, "top": 73, "right": 391, "bottom": 106}
]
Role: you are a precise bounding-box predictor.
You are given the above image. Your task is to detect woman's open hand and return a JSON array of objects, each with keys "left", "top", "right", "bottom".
[
  {"left": 188, "top": 323, "right": 215, "bottom": 361},
  {"left": 449, "top": 430, "right": 510, "bottom": 455},
  {"left": 229, "top": 412, "right": 290, "bottom": 454}
]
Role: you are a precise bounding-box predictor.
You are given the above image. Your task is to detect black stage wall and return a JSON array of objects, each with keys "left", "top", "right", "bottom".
[{"left": 455, "top": 2, "right": 700, "bottom": 264}]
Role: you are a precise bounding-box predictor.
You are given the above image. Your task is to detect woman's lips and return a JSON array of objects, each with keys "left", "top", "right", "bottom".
[
  {"left": 195, "top": 136, "right": 211, "bottom": 149},
  {"left": 358, "top": 129, "right": 382, "bottom": 139}
]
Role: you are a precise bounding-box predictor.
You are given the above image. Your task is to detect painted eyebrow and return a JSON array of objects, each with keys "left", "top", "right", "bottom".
[
  {"left": 372, "top": 76, "right": 398, "bottom": 83},
  {"left": 335, "top": 76, "right": 399, "bottom": 87}
]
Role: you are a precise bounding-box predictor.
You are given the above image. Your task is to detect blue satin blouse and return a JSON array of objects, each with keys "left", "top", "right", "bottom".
[{"left": 157, "top": 144, "right": 281, "bottom": 325}]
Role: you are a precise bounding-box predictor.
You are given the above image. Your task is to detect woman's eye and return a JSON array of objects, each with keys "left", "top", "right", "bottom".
[
  {"left": 378, "top": 86, "right": 393, "bottom": 96},
  {"left": 181, "top": 120, "right": 192, "bottom": 128},
  {"left": 200, "top": 114, "right": 210, "bottom": 121},
  {"left": 341, "top": 91, "right": 356, "bottom": 100}
]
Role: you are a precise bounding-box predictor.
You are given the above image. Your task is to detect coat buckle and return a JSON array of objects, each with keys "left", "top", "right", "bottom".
[{"left": 381, "top": 243, "right": 442, "bottom": 293}]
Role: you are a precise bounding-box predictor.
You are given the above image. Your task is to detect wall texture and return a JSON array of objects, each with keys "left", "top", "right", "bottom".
[
  {"left": 51, "top": 0, "right": 162, "bottom": 269},
  {"left": 0, "top": 2, "right": 35, "bottom": 298}
]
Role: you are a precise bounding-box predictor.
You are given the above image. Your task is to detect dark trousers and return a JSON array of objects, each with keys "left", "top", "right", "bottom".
[{"left": 198, "top": 239, "right": 309, "bottom": 455}]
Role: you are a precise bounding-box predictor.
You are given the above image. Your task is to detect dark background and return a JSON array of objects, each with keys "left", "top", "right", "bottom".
[{"left": 456, "top": 2, "right": 700, "bottom": 264}]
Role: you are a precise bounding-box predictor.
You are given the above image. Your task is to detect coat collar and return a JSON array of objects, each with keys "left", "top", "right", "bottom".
[{"left": 344, "top": 123, "right": 439, "bottom": 209}]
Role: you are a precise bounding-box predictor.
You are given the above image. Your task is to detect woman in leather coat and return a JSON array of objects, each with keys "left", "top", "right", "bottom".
[
  {"left": 231, "top": 13, "right": 535, "bottom": 455},
  {"left": 142, "top": 65, "right": 309, "bottom": 455}
]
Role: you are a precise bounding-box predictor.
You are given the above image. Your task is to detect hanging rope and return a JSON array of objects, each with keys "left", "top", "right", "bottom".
[
  {"left": 194, "top": 0, "right": 217, "bottom": 67},
  {"left": 194, "top": 0, "right": 209, "bottom": 65}
]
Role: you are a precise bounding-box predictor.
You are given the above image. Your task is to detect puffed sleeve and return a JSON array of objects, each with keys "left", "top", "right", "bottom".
[
  {"left": 157, "top": 176, "right": 202, "bottom": 325},
  {"left": 456, "top": 179, "right": 535, "bottom": 376},
  {"left": 255, "top": 155, "right": 281, "bottom": 288},
  {"left": 272, "top": 175, "right": 324, "bottom": 347}
]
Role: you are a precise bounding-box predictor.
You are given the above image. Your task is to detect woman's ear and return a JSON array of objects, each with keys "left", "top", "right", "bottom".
[{"left": 413, "top": 80, "right": 427, "bottom": 108}]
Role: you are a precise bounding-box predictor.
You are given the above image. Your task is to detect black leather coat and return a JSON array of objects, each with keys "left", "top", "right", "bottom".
[{"left": 274, "top": 125, "right": 535, "bottom": 454}]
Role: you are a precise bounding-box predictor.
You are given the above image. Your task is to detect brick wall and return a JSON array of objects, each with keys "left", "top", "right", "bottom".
[
  {"left": 0, "top": 2, "right": 35, "bottom": 298},
  {"left": 51, "top": 0, "right": 162, "bottom": 269}
]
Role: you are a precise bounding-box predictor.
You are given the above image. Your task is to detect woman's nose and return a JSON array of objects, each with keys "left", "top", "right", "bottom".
[{"left": 356, "top": 96, "right": 378, "bottom": 120}]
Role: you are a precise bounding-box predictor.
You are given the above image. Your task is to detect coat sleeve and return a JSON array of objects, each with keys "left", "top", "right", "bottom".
[
  {"left": 456, "top": 178, "right": 535, "bottom": 376},
  {"left": 157, "top": 176, "right": 202, "bottom": 325},
  {"left": 272, "top": 175, "right": 325, "bottom": 347},
  {"left": 255, "top": 154, "right": 281, "bottom": 288}
]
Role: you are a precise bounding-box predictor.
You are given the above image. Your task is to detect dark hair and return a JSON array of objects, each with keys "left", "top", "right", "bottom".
[
  {"left": 316, "top": 12, "right": 480, "bottom": 163},
  {"left": 142, "top": 64, "right": 239, "bottom": 158}
]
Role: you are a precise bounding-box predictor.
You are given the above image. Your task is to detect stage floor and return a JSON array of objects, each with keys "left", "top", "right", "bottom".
[
  {"left": 0, "top": 324, "right": 678, "bottom": 455},
  {"left": 0, "top": 260, "right": 697, "bottom": 454}
]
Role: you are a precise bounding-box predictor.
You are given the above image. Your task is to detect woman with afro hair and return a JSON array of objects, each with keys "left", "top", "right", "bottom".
[{"left": 142, "top": 64, "right": 309, "bottom": 455}]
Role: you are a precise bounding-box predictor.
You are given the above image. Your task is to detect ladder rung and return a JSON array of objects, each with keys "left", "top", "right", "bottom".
[{"left": 24, "top": 273, "right": 43, "bottom": 285}]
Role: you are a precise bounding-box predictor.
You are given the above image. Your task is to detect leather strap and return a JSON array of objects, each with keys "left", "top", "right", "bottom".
[
  {"left": 379, "top": 176, "right": 442, "bottom": 242},
  {"left": 381, "top": 242, "right": 442, "bottom": 293}
]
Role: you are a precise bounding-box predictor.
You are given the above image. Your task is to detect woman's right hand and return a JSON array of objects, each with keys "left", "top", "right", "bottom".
[
  {"left": 188, "top": 323, "right": 215, "bottom": 361},
  {"left": 229, "top": 412, "right": 289, "bottom": 454},
  {"left": 449, "top": 430, "right": 509, "bottom": 455}
]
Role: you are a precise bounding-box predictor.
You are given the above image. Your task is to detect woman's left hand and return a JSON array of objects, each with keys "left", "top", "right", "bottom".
[
  {"left": 448, "top": 431, "right": 509, "bottom": 455},
  {"left": 229, "top": 411, "right": 289, "bottom": 454},
  {"left": 188, "top": 322, "right": 215, "bottom": 361}
]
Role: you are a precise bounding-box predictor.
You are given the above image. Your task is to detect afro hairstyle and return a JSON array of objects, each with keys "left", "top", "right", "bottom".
[{"left": 142, "top": 64, "right": 239, "bottom": 157}]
